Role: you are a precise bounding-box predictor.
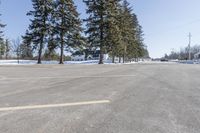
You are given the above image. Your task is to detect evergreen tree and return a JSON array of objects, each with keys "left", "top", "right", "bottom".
[
  {"left": 47, "top": 33, "right": 58, "bottom": 59},
  {"left": 5, "top": 39, "right": 11, "bottom": 59},
  {"left": 46, "top": 2, "right": 59, "bottom": 61},
  {"left": 118, "top": 0, "right": 135, "bottom": 62},
  {"left": 84, "top": 0, "right": 109, "bottom": 64},
  {"left": 0, "top": 14, "right": 5, "bottom": 44},
  {"left": 0, "top": 40, "right": 5, "bottom": 59},
  {"left": 126, "top": 13, "right": 145, "bottom": 60},
  {"left": 43, "top": 48, "right": 59, "bottom": 60},
  {"left": 0, "top": 8, "right": 6, "bottom": 59},
  {"left": 21, "top": 30, "right": 33, "bottom": 59},
  {"left": 135, "top": 24, "right": 145, "bottom": 58},
  {"left": 125, "top": 13, "right": 139, "bottom": 60},
  {"left": 116, "top": 0, "right": 146, "bottom": 62},
  {"left": 84, "top": 0, "right": 146, "bottom": 63},
  {"left": 84, "top": 0, "right": 122, "bottom": 64},
  {"left": 27, "top": 0, "right": 53, "bottom": 64},
  {"left": 53, "top": 0, "right": 83, "bottom": 64},
  {"left": 105, "top": 0, "right": 122, "bottom": 63}
]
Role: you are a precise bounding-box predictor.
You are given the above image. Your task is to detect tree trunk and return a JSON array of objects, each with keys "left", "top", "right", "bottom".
[
  {"left": 99, "top": 49, "right": 104, "bottom": 64},
  {"left": 0, "top": 44, "right": 2, "bottom": 59},
  {"left": 17, "top": 52, "right": 19, "bottom": 64},
  {"left": 123, "top": 44, "right": 126, "bottom": 63},
  {"left": 119, "top": 57, "right": 121, "bottom": 63},
  {"left": 38, "top": 12, "right": 46, "bottom": 65},
  {"left": 112, "top": 55, "right": 115, "bottom": 63},
  {"left": 6, "top": 42, "right": 8, "bottom": 60},
  {"left": 37, "top": 39, "right": 43, "bottom": 64},
  {"left": 99, "top": 13, "right": 104, "bottom": 64},
  {"left": 59, "top": 32, "right": 64, "bottom": 64},
  {"left": 123, "top": 55, "right": 125, "bottom": 63}
]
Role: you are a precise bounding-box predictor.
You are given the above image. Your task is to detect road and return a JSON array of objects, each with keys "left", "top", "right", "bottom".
[{"left": 0, "top": 63, "right": 200, "bottom": 133}]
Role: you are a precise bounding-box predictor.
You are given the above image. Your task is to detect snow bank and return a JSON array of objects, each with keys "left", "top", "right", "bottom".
[
  {"left": 178, "top": 60, "right": 200, "bottom": 64},
  {"left": 0, "top": 60, "right": 109, "bottom": 65},
  {"left": 0, "top": 60, "right": 183, "bottom": 65},
  {"left": 0, "top": 60, "right": 36, "bottom": 65}
]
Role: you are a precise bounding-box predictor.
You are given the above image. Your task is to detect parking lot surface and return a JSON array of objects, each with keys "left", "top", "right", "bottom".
[{"left": 0, "top": 63, "right": 200, "bottom": 133}]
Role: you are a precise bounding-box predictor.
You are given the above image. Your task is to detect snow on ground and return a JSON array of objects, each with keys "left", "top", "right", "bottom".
[
  {"left": 0, "top": 60, "right": 111, "bottom": 65},
  {"left": 0, "top": 60, "right": 36, "bottom": 65},
  {"left": 0, "top": 60, "right": 173, "bottom": 65},
  {"left": 178, "top": 60, "right": 200, "bottom": 64},
  {"left": 1, "top": 59, "right": 199, "bottom": 65}
]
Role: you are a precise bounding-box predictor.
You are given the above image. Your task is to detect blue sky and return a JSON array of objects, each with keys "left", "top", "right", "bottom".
[{"left": 1, "top": 0, "right": 200, "bottom": 58}]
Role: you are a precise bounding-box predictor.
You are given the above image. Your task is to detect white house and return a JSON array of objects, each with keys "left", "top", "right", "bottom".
[
  {"left": 71, "top": 55, "right": 85, "bottom": 61},
  {"left": 194, "top": 52, "right": 200, "bottom": 59},
  {"left": 71, "top": 50, "right": 109, "bottom": 61}
]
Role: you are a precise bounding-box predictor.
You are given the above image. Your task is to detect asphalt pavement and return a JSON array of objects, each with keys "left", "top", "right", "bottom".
[{"left": 0, "top": 63, "right": 200, "bottom": 133}]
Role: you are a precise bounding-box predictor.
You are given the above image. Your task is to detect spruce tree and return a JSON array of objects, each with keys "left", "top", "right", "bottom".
[
  {"left": 114, "top": 0, "right": 146, "bottom": 62},
  {"left": 118, "top": 0, "right": 135, "bottom": 62},
  {"left": 47, "top": 33, "right": 57, "bottom": 59},
  {"left": 0, "top": 14, "right": 5, "bottom": 44},
  {"left": 0, "top": 41, "right": 5, "bottom": 59},
  {"left": 5, "top": 39, "right": 11, "bottom": 59},
  {"left": 53, "top": 0, "right": 83, "bottom": 64},
  {"left": 84, "top": 0, "right": 146, "bottom": 63},
  {"left": 84, "top": 0, "right": 121, "bottom": 64},
  {"left": 84, "top": 0, "right": 108, "bottom": 64},
  {"left": 21, "top": 30, "right": 33, "bottom": 59},
  {"left": 27, "top": 0, "right": 53, "bottom": 64},
  {"left": 126, "top": 12, "right": 145, "bottom": 60},
  {"left": 0, "top": 9, "right": 6, "bottom": 59},
  {"left": 105, "top": 0, "right": 122, "bottom": 63},
  {"left": 135, "top": 24, "right": 145, "bottom": 58}
]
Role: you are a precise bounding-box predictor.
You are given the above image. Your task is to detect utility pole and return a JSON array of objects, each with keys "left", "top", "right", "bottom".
[{"left": 188, "top": 33, "right": 192, "bottom": 60}]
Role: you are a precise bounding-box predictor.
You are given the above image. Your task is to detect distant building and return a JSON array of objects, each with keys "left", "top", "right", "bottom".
[
  {"left": 71, "top": 50, "right": 109, "bottom": 61},
  {"left": 194, "top": 52, "right": 200, "bottom": 59},
  {"left": 71, "top": 55, "right": 85, "bottom": 61}
]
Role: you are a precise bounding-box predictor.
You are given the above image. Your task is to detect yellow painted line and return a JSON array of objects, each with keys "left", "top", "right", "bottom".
[{"left": 0, "top": 100, "right": 110, "bottom": 112}]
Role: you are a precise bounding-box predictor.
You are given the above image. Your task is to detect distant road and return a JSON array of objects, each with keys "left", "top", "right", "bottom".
[{"left": 0, "top": 63, "right": 200, "bottom": 133}]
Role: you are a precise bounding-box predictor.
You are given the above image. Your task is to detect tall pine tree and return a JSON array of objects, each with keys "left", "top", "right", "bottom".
[
  {"left": 115, "top": 0, "right": 146, "bottom": 62},
  {"left": 106, "top": 0, "right": 122, "bottom": 63},
  {"left": 21, "top": 30, "right": 33, "bottom": 59},
  {"left": 0, "top": 16, "right": 5, "bottom": 44},
  {"left": 27, "top": 0, "right": 53, "bottom": 64},
  {"left": 0, "top": 2, "right": 6, "bottom": 59},
  {"left": 53, "top": 0, "right": 83, "bottom": 64},
  {"left": 118, "top": 0, "right": 134, "bottom": 62},
  {"left": 5, "top": 39, "right": 11, "bottom": 59},
  {"left": 84, "top": 0, "right": 109, "bottom": 64}
]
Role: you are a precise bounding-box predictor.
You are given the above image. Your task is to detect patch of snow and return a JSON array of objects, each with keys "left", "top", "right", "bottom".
[
  {"left": 0, "top": 60, "right": 182, "bottom": 65},
  {"left": 0, "top": 60, "right": 101, "bottom": 65},
  {"left": 0, "top": 60, "right": 36, "bottom": 65},
  {"left": 178, "top": 60, "right": 198, "bottom": 64}
]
